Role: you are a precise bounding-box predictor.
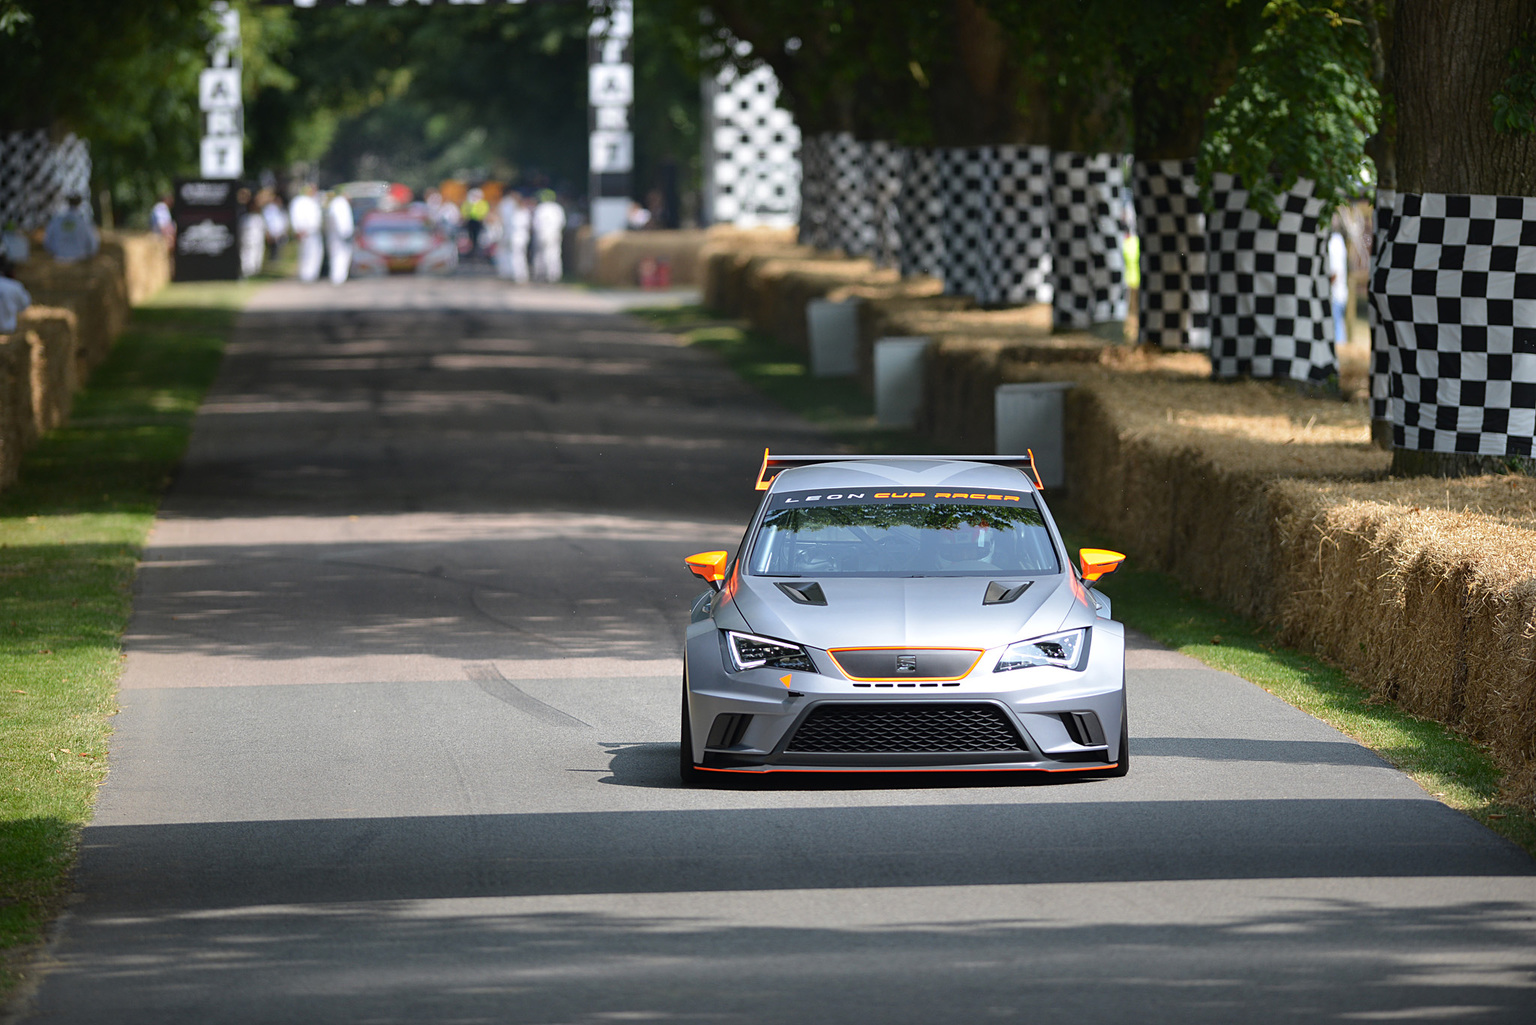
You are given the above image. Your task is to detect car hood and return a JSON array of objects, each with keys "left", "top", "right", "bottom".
[{"left": 728, "top": 573, "right": 1080, "bottom": 651}]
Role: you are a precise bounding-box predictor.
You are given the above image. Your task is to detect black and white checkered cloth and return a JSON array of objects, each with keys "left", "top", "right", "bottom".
[
  {"left": 703, "top": 60, "right": 801, "bottom": 229},
  {"left": 1373, "top": 191, "right": 1536, "bottom": 456},
  {"left": 1133, "top": 159, "right": 1209, "bottom": 349},
  {"left": 824, "top": 132, "right": 868, "bottom": 256},
  {"left": 981, "top": 144, "right": 1053, "bottom": 307},
  {"left": 0, "top": 130, "right": 91, "bottom": 231},
  {"left": 1367, "top": 188, "right": 1395, "bottom": 422},
  {"left": 898, "top": 147, "right": 945, "bottom": 279},
  {"left": 940, "top": 146, "right": 993, "bottom": 300},
  {"left": 796, "top": 132, "right": 830, "bottom": 249},
  {"left": 863, "top": 140, "right": 905, "bottom": 269},
  {"left": 1207, "top": 173, "right": 1336, "bottom": 384},
  {"left": 1050, "top": 151, "right": 1128, "bottom": 329}
]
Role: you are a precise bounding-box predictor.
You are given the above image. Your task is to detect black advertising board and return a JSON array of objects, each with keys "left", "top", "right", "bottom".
[{"left": 173, "top": 179, "right": 242, "bottom": 282}]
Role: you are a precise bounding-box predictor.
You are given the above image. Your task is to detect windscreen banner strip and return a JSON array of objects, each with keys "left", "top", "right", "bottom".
[{"left": 770, "top": 489, "right": 1030, "bottom": 509}]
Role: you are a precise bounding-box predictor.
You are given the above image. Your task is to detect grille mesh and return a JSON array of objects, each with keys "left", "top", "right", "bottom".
[{"left": 785, "top": 703, "right": 1024, "bottom": 754}]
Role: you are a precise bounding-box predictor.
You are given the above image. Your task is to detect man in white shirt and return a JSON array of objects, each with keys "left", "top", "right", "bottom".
[
  {"left": 496, "top": 192, "right": 531, "bottom": 282},
  {"left": 0, "top": 256, "right": 32, "bottom": 334},
  {"left": 531, "top": 190, "right": 565, "bottom": 283},
  {"left": 43, "top": 194, "right": 99, "bottom": 263},
  {"left": 1327, "top": 219, "right": 1349, "bottom": 347},
  {"left": 289, "top": 185, "right": 323, "bottom": 283},
  {"left": 324, "top": 192, "right": 354, "bottom": 286}
]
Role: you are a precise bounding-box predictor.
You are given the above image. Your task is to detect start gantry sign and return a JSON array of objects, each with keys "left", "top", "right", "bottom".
[{"left": 200, "top": 1, "right": 243, "bottom": 179}]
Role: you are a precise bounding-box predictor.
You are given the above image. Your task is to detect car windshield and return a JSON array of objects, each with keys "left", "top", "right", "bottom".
[{"left": 749, "top": 488, "right": 1059, "bottom": 577}]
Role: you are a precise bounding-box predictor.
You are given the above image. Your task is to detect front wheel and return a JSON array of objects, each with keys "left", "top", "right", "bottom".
[{"left": 679, "top": 672, "right": 704, "bottom": 786}]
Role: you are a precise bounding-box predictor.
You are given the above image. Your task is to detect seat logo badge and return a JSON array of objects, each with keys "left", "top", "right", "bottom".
[{"left": 896, "top": 655, "right": 918, "bottom": 674}]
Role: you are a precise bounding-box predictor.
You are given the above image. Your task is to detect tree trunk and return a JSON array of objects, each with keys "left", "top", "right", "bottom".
[
  {"left": 1392, "top": 0, "right": 1536, "bottom": 196},
  {"left": 1387, "top": 1, "right": 1536, "bottom": 477}
]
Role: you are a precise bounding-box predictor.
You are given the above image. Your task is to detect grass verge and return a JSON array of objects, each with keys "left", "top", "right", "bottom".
[
  {"left": 640, "top": 303, "right": 1536, "bottom": 859},
  {"left": 0, "top": 279, "right": 257, "bottom": 999}
]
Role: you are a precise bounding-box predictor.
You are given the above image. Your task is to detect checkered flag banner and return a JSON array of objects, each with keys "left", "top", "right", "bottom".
[
  {"left": 898, "top": 147, "right": 945, "bottom": 278},
  {"left": 982, "top": 144, "right": 1053, "bottom": 307},
  {"left": 703, "top": 61, "right": 801, "bottom": 229},
  {"left": 1207, "top": 173, "right": 1336, "bottom": 384},
  {"left": 1133, "top": 159, "right": 1209, "bottom": 350},
  {"left": 824, "top": 132, "right": 869, "bottom": 256},
  {"left": 939, "top": 147, "right": 993, "bottom": 301},
  {"left": 1374, "top": 191, "right": 1536, "bottom": 456},
  {"left": 1050, "top": 151, "right": 1128, "bottom": 329},
  {"left": 0, "top": 130, "right": 92, "bottom": 232},
  {"left": 864, "top": 141, "right": 905, "bottom": 269},
  {"left": 797, "top": 133, "right": 831, "bottom": 250},
  {"left": 1367, "top": 189, "right": 1395, "bottom": 422}
]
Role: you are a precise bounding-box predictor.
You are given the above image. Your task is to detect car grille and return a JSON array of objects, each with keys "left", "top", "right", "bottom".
[{"left": 784, "top": 703, "right": 1025, "bottom": 754}]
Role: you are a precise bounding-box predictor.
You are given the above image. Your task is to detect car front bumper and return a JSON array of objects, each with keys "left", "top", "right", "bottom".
[{"left": 684, "top": 618, "right": 1126, "bottom": 774}]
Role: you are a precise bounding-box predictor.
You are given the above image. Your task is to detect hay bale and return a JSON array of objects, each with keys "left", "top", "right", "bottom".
[
  {"left": 16, "top": 306, "right": 77, "bottom": 433},
  {"left": 101, "top": 230, "right": 171, "bottom": 304},
  {"left": 0, "top": 334, "right": 36, "bottom": 489},
  {"left": 592, "top": 229, "right": 709, "bottom": 287},
  {"left": 14, "top": 252, "right": 129, "bottom": 380}
]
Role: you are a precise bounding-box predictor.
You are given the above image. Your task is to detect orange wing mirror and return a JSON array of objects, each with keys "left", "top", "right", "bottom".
[
  {"left": 685, "top": 551, "right": 730, "bottom": 591},
  {"left": 1079, "top": 548, "right": 1126, "bottom": 583}
]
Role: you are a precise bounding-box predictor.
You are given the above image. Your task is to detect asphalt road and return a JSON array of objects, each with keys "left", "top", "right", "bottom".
[{"left": 21, "top": 277, "right": 1536, "bottom": 1024}]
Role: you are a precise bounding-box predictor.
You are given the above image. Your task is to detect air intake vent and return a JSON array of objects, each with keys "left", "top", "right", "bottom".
[
  {"left": 984, "top": 580, "right": 1032, "bottom": 605},
  {"left": 705, "top": 713, "right": 753, "bottom": 748},
  {"left": 776, "top": 581, "right": 827, "bottom": 605},
  {"left": 785, "top": 703, "right": 1025, "bottom": 754}
]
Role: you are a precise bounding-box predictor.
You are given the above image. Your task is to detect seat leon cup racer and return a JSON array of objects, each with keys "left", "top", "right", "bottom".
[{"left": 680, "top": 452, "right": 1129, "bottom": 782}]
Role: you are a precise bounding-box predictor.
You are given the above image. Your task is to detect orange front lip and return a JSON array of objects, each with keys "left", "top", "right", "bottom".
[
  {"left": 825, "top": 646, "right": 984, "bottom": 683},
  {"left": 698, "top": 761, "right": 1115, "bottom": 775}
]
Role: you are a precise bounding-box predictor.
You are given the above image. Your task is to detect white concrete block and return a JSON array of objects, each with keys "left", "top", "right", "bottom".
[
  {"left": 807, "top": 298, "right": 860, "bottom": 377},
  {"left": 874, "top": 336, "right": 928, "bottom": 427},
  {"left": 995, "top": 381, "right": 1074, "bottom": 489}
]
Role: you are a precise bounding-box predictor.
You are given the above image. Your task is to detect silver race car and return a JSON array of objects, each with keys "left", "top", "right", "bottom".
[{"left": 680, "top": 452, "right": 1128, "bottom": 781}]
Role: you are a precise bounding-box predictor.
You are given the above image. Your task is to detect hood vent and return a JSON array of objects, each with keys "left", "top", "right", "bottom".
[
  {"left": 983, "top": 580, "right": 1032, "bottom": 605},
  {"left": 776, "top": 581, "right": 828, "bottom": 606}
]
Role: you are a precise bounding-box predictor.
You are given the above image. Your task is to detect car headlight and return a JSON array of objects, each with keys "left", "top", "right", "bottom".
[
  {"left": 995, "top": 628, "right": 1088, "bottom": 672},
  {"left": 726, "top": 631, "right": 816, "bottom": 672}
]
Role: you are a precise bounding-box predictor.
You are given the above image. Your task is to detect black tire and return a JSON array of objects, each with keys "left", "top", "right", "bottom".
[{"left": 679, "top": 672, "right": 704, "bottom": 786}]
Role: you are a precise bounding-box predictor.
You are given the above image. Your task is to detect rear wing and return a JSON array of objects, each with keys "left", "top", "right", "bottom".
[{"left": 754, "top": 448, "right": 1042, "bottom": 491}]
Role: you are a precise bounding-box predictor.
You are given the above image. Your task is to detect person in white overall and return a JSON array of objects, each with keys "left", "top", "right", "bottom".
[
  {"left": 531, "top": 191, "right": 565, "bottom": 283},
  {"left": 324, "top": 192, "right": 354, "bottom": 286},
  {"left": 289, "top": 186, "right": 323, "bottom": 283},
  {"left": 238, "top": 195, "right": 266, "bottom": 278},
  {"left": 496, "top": 192, "right": 531, "bottom": 282}
]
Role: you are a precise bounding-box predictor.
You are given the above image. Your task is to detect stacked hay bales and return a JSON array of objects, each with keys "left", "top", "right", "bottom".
[
  {"left": 19, "top": 307, "right": 79, "bottom": 434},
  {"left": 0, "top": 231, "right": 164, "bottom": 495},
  {"left": 14, "top": 251, "right": 129, "bottom": 381},
  {"left": 0, "top": 334, "right": 36, "bottom": 489},
  {"left": 100, "top": 231, "right": 173, "bottom": 305}
]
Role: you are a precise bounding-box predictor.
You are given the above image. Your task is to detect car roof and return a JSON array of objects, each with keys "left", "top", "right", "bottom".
[{"left": 767, "top": 458, "right": 1038, "bottom": 495}]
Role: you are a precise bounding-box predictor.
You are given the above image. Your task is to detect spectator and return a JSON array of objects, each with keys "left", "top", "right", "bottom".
[
  {"left": 1328, "top": 216, "right": 1349, "bottom": 348},
  {"left": 43, "top": 194, "right": 99, "bottom": 263},
  {"left": 323, "top": 190, "right": 354, "bottom": 286},
  {"left": 462, "top": 187, "right": 489, "bottom": 259},
  {"left": 289, "top": 184, "right": 323, "bottom": 283},
  {"left": 238, "top": 192, "right": 266, "bottom": 279},
  {"left": 0, "top": 255, "right": 31, "bottom": 334},
  {"left": 532, "top": 190, "right": 565, "bottom": 283},
  {"left": 496, "top": 191, "right": 531, "bottom": 283},
  {"left": 150, "top": 195, "right": 175, "bottom": 249},
  {"left": 2, "top": 220, "right": 28, "bottom": 264},
  {"left": 260, "top": 191, "right": 289, "bottom": 261}
]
